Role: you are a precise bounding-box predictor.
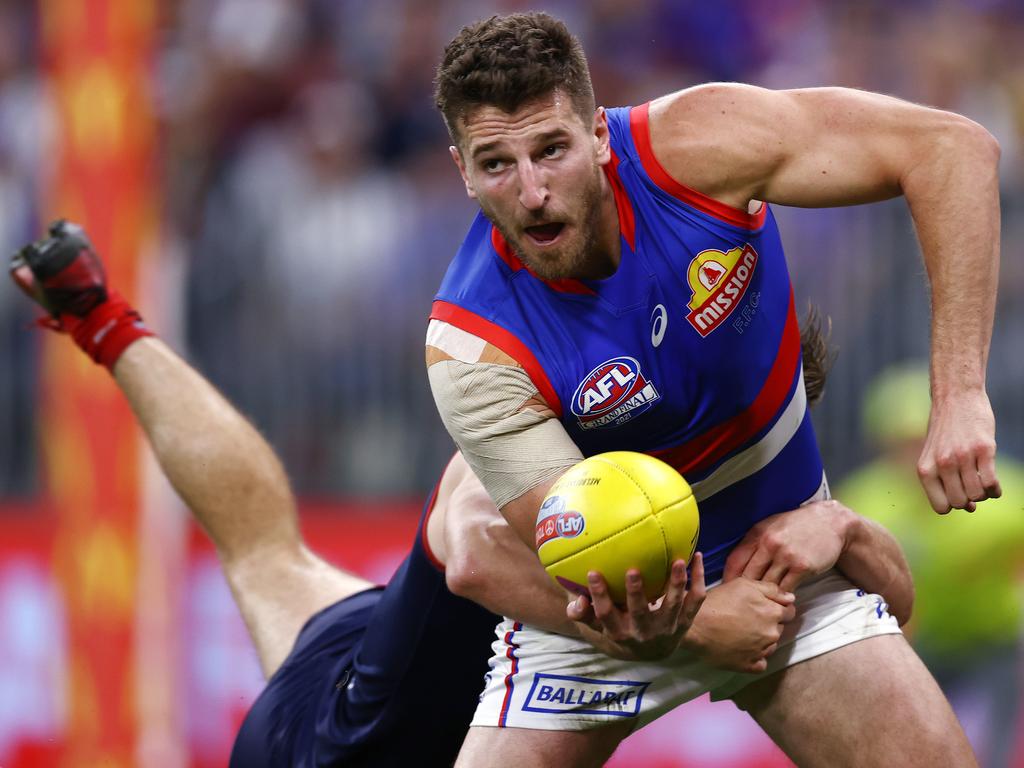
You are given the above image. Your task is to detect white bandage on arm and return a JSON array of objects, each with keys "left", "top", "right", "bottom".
[{"left": 428, "top": 359, "right": 582, "bottom": 508}]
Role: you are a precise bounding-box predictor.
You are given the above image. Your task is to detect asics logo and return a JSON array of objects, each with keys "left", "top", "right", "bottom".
[{"left": 650, "top": 304, "right": 668, "bottom": 347}]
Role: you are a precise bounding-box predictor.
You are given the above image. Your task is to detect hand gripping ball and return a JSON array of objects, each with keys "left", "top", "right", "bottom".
[{"left": 535, "top": 451, "right": 700, "bottom": 604}]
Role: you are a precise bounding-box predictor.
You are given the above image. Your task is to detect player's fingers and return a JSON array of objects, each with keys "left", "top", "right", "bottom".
[
  {"left": 723, "top": 538, "right": 757, "bottom": 582},
  {"left": 751, "top": 580, "right": 796, "bottom": 605},
  {"left": 977, "top": 451, "right": 1002, "bottom": 500},
  {"left": 567, "top": 593, "right": 596, "bottom": 624},
  {"left": 779, "top": 567, "right": 815, "bottom": 595},
  {"left": 779, "top": 601, "right": 797, "bottom": 624},
  {"left": 688, "top": 553, "right": 705, "bottom": 597},
  {"left": 740, "top": 546, "right": 774, "bottom": 582},
  {"left": 588, "top": 571, "right": 622, "bottom": 631},
  {"left": 761, "top": 642, "right": 779, "bottom": 659},
  {"left": 763, "top": 561, "right": 788, "bottom": 587},
  {"left": 623, "top": 569, "right": 650, "bottom": 625},
  {"left": 659, "top": 558, "right": 691, "bottom": 614},
  {"left": 939, "top": 463, "right": 972, "bottom": 512},
  {"left": 917, "top": 461, "right": 951, "bottom": 514},
  {"left": 679, "top": 554, "right": 705, "bottom": 624},
  {"left": 663, "top": 561, "right": 688, "bottom": 618},
  {"left": 960, "top": 459, "right": 986, "bottom": 504}
]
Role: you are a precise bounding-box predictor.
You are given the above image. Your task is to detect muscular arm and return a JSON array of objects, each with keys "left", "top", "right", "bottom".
[
  {"left": 426, "top": 326, "right": 582, "bottom": 545},
  {"left": 649, "top": 84, "right": 1001, "bottom": 512}
]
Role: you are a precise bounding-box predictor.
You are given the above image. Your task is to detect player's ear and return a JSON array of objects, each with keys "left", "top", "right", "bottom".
[
  {"left": 450, "top": 145, "right": 477, "bottom": 199},
  {"left": 593, "top": 107, "right": 611, "bottom": 166}
]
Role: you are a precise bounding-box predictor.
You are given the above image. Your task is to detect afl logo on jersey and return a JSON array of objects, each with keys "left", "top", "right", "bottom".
[
  {"left": 685, "top": 244, "right": 759, "bottom": 337},
  {"left": 570, "top": 356, "right": 661, "bottom": 431}
]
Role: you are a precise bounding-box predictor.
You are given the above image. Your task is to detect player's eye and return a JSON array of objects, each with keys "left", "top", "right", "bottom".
[
  {"left": 542, "top": 144, "right": 566, "bottom": 159},
  {"left": 482, "top": 158, "right": 507, "bottom": 173}
]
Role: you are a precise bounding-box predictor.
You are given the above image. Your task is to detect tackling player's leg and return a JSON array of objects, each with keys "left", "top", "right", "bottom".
[
  {"left": 114, "top": 337, "right": 372, "bottom": 676},
  {"left": 11, "top": 220, "right": 371, "bottom": 678}
]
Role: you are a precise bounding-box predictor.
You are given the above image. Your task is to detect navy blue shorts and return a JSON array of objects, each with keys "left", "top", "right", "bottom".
[
  {"left": 229, "top": 587, "right": 384, "bottom": 768},
  {"left": 227, "top": 508, "right": 499, "bottom": 767}
]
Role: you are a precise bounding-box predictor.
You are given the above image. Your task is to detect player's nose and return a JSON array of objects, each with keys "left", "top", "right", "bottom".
[{"left": 517, "top": 161, "right": 550, "bottom": 211}]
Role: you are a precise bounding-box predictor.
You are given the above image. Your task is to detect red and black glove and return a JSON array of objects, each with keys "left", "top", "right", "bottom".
[{"left": 9, "top": 220, "right": 154, "bottom": 370}]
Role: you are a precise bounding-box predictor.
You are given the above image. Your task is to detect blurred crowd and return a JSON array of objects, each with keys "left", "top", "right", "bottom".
[{"left": 1, "top": 0, "right": 1024, "bottom": 496}]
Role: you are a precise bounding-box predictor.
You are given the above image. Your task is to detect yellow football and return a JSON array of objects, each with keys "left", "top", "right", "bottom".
[{"left": 535, "top": 451, "right": 700, "bottom": 604}]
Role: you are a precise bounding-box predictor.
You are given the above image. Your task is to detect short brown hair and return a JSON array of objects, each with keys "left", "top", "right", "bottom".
[{"left": 434, "top": 12, "right": 596, "bottom": 143}]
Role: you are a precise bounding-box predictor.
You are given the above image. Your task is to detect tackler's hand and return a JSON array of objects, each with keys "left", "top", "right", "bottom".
[
  {"left": 10, "top": 219, "right": 108, "bottom": 321},
  {"left": 723, "top": 500, "right": 852, "bottom": 594},
  {"left": 681, "top": 578, "right": 795, "bottom": 674},
  {"left": 567, "top": 553, "right": 706, "bottom": 661}
]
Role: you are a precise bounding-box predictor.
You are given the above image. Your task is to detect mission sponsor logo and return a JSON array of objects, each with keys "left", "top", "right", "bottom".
[
  {"left": 570, "top": 356, "right": 661, "bottom": 431},
  {"left": 685, "top": 244, "right": 759, "bottom": 337},
  {"left": 522, "top": 673, "right": 650, "bottom": 717},
  {"left": 534, "top": 496, "right": 586, "bottom": 548}
]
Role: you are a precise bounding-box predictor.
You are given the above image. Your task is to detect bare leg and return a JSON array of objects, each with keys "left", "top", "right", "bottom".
[
  {"left": 732, "top": 634, "right": 978, "bottom": 767},
  {"left": 114, "top": 338, "right": 371, "bottom": 677},
  {"left": 455, "top": 722, "right": 632, "bottom": 768}
]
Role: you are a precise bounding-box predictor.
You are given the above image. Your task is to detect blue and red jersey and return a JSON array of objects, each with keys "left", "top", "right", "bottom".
[{"left": 432, "top": 104, "right": 825, "bottom": 581}]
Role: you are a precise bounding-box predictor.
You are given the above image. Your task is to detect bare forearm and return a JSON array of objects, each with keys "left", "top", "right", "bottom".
[
  {"left": 446, "top": 518, "right": 578, "bottom": 636},
  {"left": 901, "top": 120, "right": 1000, "bottom": 399},
  {"left": 837, "top": 514, "right": 914, "bottom": 625},
  {"left": 113, "top": 337, "right": 299, "bottom": 558},
  {"left": 460, "top": 568, "right": 578, "bottom": 637}
]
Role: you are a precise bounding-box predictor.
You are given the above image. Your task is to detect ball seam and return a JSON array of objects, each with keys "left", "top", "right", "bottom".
[{"left": 587, "top": 455, "right": 672, "bottom": 564}]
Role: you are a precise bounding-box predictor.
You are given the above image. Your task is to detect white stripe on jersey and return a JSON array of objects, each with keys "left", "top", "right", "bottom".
[
  {"left": 690, "top": 367, "right": 808, "bottom": 502},
  {"left": 426, "top": 319, "right": 486, "bottom": 363}
]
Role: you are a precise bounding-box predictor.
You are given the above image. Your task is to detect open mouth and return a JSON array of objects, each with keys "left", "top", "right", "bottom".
[{"left": 524, "top": 223, "right": 565, "bottom": 245}]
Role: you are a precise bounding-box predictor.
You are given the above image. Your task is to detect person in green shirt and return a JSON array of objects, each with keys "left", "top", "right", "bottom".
[{"left": 838, "top": 364, "right": 1024, "bottom": 768}]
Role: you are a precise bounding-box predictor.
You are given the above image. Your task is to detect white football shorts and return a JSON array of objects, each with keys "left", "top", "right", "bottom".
[{"left": 471, "top": 569, "right": 901, "bottom": 731}]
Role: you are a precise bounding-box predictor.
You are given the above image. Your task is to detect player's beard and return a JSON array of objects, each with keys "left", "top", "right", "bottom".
[{"left": 485, "top": 164, "right": 605, "bottom": 281}]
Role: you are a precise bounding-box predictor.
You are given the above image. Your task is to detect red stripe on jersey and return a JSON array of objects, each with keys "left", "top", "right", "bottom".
[
  {"left": 651, "top": 290, "right": 800, "bottom": 475},
  {"left": 490, "top": 228, "right": 595, "bottom": 295},
  {"left": 430, "top": 300, "right": 563, "bottom": 417},
  {"left": 629, "top": 102, "right": 768, "bottom": 231},
  {"left": 606, "top": 149, "right": 637, "bottom": 251},
  {"left": 498, "top": 621, "right": 524, "bottom": 727}
]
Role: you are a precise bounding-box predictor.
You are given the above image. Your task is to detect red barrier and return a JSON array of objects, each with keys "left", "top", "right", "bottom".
[{"left": 9, "top": 501, "right": 1024, "bottom": 767}]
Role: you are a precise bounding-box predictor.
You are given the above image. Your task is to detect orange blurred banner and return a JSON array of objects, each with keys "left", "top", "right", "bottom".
[{"left": 38, "top": 1, "right": 158, "bottom": 765}]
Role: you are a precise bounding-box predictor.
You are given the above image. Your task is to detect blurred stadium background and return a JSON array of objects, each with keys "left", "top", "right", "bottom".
[{"left": 1, "top": 0, "right": 1023, "bottom": 766}]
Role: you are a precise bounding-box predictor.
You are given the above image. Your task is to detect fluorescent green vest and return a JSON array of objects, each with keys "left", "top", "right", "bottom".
[{"left": 837, "top": 459, "right": 1024, "bottom": 660}]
